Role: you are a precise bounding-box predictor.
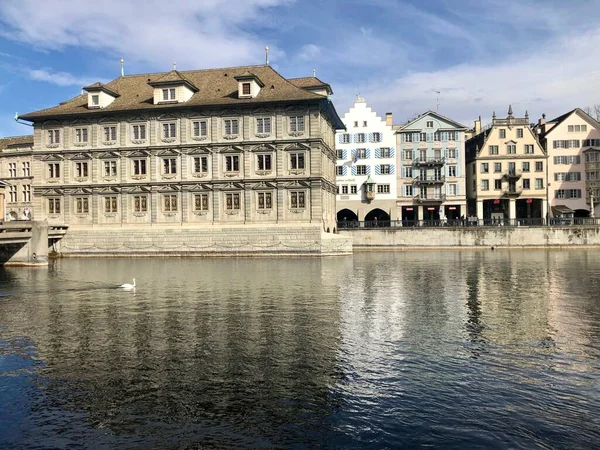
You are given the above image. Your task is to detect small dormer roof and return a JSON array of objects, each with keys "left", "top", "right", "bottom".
[
  {"left": 147, "top": 70, "right": 199, "bottom": 92},
  {"left": 83, "top": 82, "right": 120, "bottom": 98},
  {"left": 234, "top": 71, "right": 265, "bottom": 87}
]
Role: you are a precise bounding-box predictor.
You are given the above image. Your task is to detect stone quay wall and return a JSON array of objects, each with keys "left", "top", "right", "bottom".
[
  {"left": 55, "top": 224, "right": 352, "bottom": 257},
  {"left": 340, "top": 226, "right": 600, "bottom": 248}
]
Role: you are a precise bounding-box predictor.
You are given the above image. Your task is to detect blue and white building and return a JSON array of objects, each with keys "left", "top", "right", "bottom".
[
  {"left": 335, "top": 96, "right": 397, "bottom": 223},
  {"left": 396, "top": 111, "right": 468, "bottom": 222}
]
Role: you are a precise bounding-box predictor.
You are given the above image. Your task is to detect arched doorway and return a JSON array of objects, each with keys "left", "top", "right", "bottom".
[
  {"left": 337, "top": 208, "right": 359, "bottom": 228},
  {"left": 364, "top": 208, "right": 390, "bottom": 227}
]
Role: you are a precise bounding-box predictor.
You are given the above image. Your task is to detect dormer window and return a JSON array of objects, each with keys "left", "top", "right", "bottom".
[
  {"left": 83, "top": 82, "right": 119, "bottom": 108},
  {"left": 91, "top": 95, "right": 99, "bottom": 106},
  {"left": 234, "top": 72, "right": 264, "bottom": 99},
  {"left": 148, "top": 70, "right": 198, "bottom": 104}
]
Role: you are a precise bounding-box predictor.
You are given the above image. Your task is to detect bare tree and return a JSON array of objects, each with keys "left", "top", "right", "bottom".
[
  {"left": 583, "top": 104, "right": 600, "bottom": 121},
  {"left": 594, "top": 104, "right": 600, "bottom": 121}
]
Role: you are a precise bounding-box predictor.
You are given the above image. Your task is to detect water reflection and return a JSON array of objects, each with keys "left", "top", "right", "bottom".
[{"left": 0, "top": 251, "right": 599, "bottom": 448}]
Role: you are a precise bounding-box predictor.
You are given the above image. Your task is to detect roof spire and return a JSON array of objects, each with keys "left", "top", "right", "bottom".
[
  {"left": 265, "top": 46, "right": 269, "bottom": 65},
  {"left": 120, "top": 58, "right": 124, "bottom": 77},
  {"left": 508, "top": 104, "right": 513, "bottom": 117},
  {"left": 313, "top": 68, "right": 316, "bottom": 77},
  {"left": 173, "top": 61, "right": 177, "bottom": 71},
  {"left": 492, "top": 111, "right": 496, "bottom": 120},
  {"left": 525, "top": 110, "right": 529, "bottom": 120}
]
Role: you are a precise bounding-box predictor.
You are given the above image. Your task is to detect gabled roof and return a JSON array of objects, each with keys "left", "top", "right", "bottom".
[
  {"left": 0, "top": 135, "right": 34, "bottom": 150},
  {"left": 20, "top": 65, "right": 328, "bottom": 120},
  {"left": 233, "top": 71, "right": 265, "bottom": 87},
  {"left": 83, "top": 82, "right": 120, "bottom": 98},
  {"left": 288, "top": 76, "right": 333, "bottom": 95},
  {"left": 542, "top": 108, "right": 600, "bottom": 137},
  {"left": 397, "top": 110, "right": 468, "bottom": 131}
]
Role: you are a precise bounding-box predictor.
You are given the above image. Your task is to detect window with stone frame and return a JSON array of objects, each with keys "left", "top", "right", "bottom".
[
  {"left": 134, "top": 195, "right": 148, "bottom": 213},
  {"left": 162, "top": 122, "right": 177, "bottom": 139},
  {"left": 75, "top": 161, "right": 89, "bottom": 178},
  {"left": 356, "top": 165, "right": 367, "bottom": 175},
  {"left": 256, "top": 117, "right": 271, "bottom": 134},
  {"left": 290, "top": 191, "right": 306, "bottom": 209},
  {"left": 289, "top": 116, "right": 305, "bottom": 133},
  {"left": 47, "top": 129, "right": 60, "bottom": 145},
  {"left": 104, "top": 160, "right": 117, "bottom": 177},
  {"left": 535, "top": 161, "right": 543, "bottom": 172},
  {"left": 103, "top": 126, "right": 117, "bottom": 142},
  {"left": 8, "top": 186, "right": 16, "bottom": 202},
  {"left": 133, "top": 159, "right": 147, "bottom": 176},
  {"left": 290, "top": 152, "right": 305, "bottom": 170},
  {"left": 193, "top": 156, "right": 209, "bottom": 174},
  {"left": 48, "top": 162, "right": 61, "bottom": 179},
  {"left": 225, "top": 155, "right": 240, "bottom": 172},
  {"left": 224, "top": 119, "right": 239, "bottom": 135},
  {"left": 163, "top": 194, "right": 178, "bottom": 212},
  {"left": 75, "top": 197, "right": 89, "bottom": 214},
  {"left": 494, "top": 179, "right": 502, "bottom": 190},
  {"left": 380, "top": 164, "right": 391, "bottom": 175},
  {"left": 257, "top": 154, "right": 272, "bottom": 171},
  {"left": 372, "top": 132, "right": 381, "bottom": 143},
  {"left": 163, "top": 158, "right": 177, "bottom": 175},
  {"left": 8, "top": 163, "right": 16, "bottom": 177},
  {"left": 257, "top": 192, "right": 272, "bottom": 210},
  {"left": 242, "top": 83, "right": 251, "bottom": 96},
  {"left": 75, "top": 128, "right": 88, "bottom": 143},
  {"left": 193, "top": 193, "right": 209, "bottom": 212},
  {"left": 104, "top": 196, "right": 118, "bottom": 213},
  {"left": 132, "top": 124, "right": 146, "bottom": 140},
  {"left": 22, "top": 185, "right": 31, "bottom": 202},
  {"left": 448, "top": 165, "right": 457, "bottom": 177},
  {"left": 48, "top": 198, "right": 61, "bottom": 214},
  {"left": 22, "top": 162, "right": 30, "bottom": 177},
  {"left": 192, "top": 120, "right": 208, "bottom": 138},
  {"left": 379, "top": 147, "right": 391, "bottom": 158},
  {"left": 225, "top": 192, "right": 241, "bottom": 210}
]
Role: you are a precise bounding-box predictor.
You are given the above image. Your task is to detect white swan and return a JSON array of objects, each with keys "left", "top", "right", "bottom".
[{"left": 120, "top": 278, "right": 136, "bottom": 289}]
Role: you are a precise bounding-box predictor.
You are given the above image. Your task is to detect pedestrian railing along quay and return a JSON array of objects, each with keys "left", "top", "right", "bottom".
[{"left": 338, "top": 218, "right": 600, "bottom": 229}]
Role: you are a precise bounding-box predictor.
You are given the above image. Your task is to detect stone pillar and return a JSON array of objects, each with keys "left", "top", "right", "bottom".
[
  {"left": 417, "top": 205, "right": 424, "bottom": 221},
  {"left": 542, "top": 199, "right": 548, "bottom": 224},
  {"left": 509, "top": 199, "right": 516, "bottom": 220},
  {"left": 476, "top": 200, "right": 484, "bottom": 219},
  {"left": 3, "top": 221, "right": 48, "bottom": 266}
]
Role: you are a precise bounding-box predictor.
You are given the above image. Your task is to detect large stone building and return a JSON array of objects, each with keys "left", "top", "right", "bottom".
[
  {"left": 335, "top": 96, "right": 397, "bottom": 224},
  {"left": 0, "top": 135, "right": 34, "bottom": 220},
  {"left": 466, "top": 106, "right": 548, "bottom": 222},
  {"left": 535, "top": 108, "right": 600, "bottom": 218},
  {"left": 396, "top": 111, "right": 468, "bottom": 222},
  {"left": 14, "top": 65, "right": 350, "bottom": 255}
]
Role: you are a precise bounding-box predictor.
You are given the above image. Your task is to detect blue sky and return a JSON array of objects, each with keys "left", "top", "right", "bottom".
[{"left": 1, "top": 0, "right": 600, "bottom": 137}]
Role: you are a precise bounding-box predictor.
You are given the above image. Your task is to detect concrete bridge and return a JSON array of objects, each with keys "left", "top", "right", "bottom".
[{"left": 0, "top": 221, "right": 68, "bottom": 266}]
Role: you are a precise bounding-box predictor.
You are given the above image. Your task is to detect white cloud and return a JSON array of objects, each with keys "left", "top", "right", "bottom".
[
  {"left": 0, "top": 0, "right": 290, "bottom": 70},
  {"left": 27, "top": 69, "right": 102, "bottom": 87},
  {"left": 297, "top": 44, "right": 321, "bottom": 61}
]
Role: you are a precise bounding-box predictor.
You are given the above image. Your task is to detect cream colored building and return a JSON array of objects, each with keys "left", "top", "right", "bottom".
[
  {"left": 536, "top": 108, "right": 600, "bottom": 218},
  {"left": 17, "top": 66, "right": 344, "bottom": 233},
  {"left": 0, "top": 135, "right": 34, "bottom": 221},
  {"left": 466, "top": 106, "right": 548, "bottom": 222}
]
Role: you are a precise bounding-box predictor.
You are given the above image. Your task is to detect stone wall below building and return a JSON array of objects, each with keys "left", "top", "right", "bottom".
[
  {"left": 340, "top": 226, "right": 600, "bottom": 248},
  {"left": 55, "top": 224, "right": 352, "bottom": 257}
]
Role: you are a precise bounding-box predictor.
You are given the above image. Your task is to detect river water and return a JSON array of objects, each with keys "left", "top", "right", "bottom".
[{"left": 1, "top": 251, "right": 599, "bottom": 449}]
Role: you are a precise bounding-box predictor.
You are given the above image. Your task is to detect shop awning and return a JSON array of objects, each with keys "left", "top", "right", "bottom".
[{"left": 552, "top": 205, "right": 574, "bottom": 215}]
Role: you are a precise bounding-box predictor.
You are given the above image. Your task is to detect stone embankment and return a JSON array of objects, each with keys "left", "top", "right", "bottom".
[{"left": 340, "top": 226, "right": 600, "bottom": 248}]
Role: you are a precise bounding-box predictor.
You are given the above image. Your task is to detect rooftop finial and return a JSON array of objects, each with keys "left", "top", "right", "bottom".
[
  {"left": 492, "top": 111, "right": 496, "bottom": 120},
  {"left": 173, "top": 61, "right": 176, "bottom": 71},
  {"left": 265, "top": 46, "right": 269, "bottom": 66},
  {"left": 525, "top": 110, "right": 529, "bottom": 120},
  {"left": 508, "top": 104, "right": 513, "bottom": 117},
  {"left": 120, "top": 58, "right": 125, "bottom": 77},
  {"left": 313, "top": 68, "right": 316, "bottom": 77}
]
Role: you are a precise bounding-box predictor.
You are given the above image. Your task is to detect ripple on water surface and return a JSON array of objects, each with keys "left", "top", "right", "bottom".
[{"left": 0, "top": 251, "right": 599, "bottom": 449}]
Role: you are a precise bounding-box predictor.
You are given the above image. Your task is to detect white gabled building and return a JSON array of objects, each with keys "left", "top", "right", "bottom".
[{"left": 335, "top": 96, "right": 397, "bottom": 225}]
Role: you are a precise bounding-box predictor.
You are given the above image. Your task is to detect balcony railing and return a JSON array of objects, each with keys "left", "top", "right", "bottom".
[
  {"left": 412, "top": 157, "right": 445, "bottom": 167},
  {"left": 503, "top": 187, "right": 523, "bottom": 197},
  {"left": 413, "top": 176, "right": 445, "bottom": 185},
  {"left": 503, "top": 169, "right": 522, "bottom": 179},
  {"left": 337, "top": 217, "right": 600, "bottom": 229},
  {"left": 413, "top": 194, "right": 446, "bottom": 203}
]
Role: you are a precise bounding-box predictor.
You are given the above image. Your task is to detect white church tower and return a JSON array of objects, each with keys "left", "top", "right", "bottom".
[{"left": 335, "top": 96, "right": 397, "bottom": 225}]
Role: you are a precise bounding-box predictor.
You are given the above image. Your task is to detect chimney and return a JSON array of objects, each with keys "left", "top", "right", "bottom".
[
  {"left": 386, "top": 112, "right": 393, "bottom": 126},
  {"left": 474, "top": 116, "right": 481, "bottom": 134},
  {"left": 538, "top": 113, "right": 546, "bottom": 126}
]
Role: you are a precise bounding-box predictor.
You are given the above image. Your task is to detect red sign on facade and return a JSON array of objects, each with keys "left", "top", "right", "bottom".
[
  {"left": 493, "top": 199, "right": 500, "bottom": 204},
  {"left": 526, "top": 198, "right": 533, "bottom": 203}
]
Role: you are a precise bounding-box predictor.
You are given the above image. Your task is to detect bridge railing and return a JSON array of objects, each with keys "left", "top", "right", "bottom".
[{"left": 338, "top": 218, "right": 600, "bottom": 229}]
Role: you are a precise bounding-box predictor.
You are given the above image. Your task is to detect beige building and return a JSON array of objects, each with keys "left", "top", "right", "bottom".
[
  {"left": 536, "top": 108, "right": 600, "bottom": 218},
  {"left": 466, "top": 106, "right": 548, "bottom": 222},
  {"left": 0, "top": 135, "right": 34, "bottom": 221},
  {"left": 6, "top": 65, "right": 352, "bottom": 255},
  {"left": 17, "top": 65, "right": 343, "bottom": 231}
]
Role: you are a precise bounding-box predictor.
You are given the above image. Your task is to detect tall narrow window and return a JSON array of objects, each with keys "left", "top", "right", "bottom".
[
  {"left": 48, "top": 198, "right": 61, "bottom": 214},
  {"left": 163, "top": 158, "right": 177, "bottom": 174},
  {"left": 134, "top": 195, "right": 148, "bottom": 213},
  {"left": 193, "top": 156, "right": 208, "bottom": 174},
  {"left": 22, "top": 162, "right": 30, "bottom": 177},
  {"left": 75, "top": 197, "right": 89, "bottom": 214},
  {"left": 104, "top": 126, "right": 117, "bottom": 142},
  {"left": 22, "top": 185, "right": 31, "bottom": 202},
  {"left": 257, "top": 192, "right": 272, "bottom": 209},
  {"left": 162, "top": 123, "right": 177, "bottom": 139},
  {"left": 242, "top": 83, "right": 251, "bottom": 95},
  {"left": 75, "top": 128, "right": 88, "bottom": 143},
  {"left": 224, "top": 119, "right": 239, "bottom": 135},
  {"left": 194, "top": 193, "right": 209, "bottom": 212},
  {"left": 257, "top": 154, "right": 272, "bottom": 171},
  {"left": 290, "top": 116, "right": 305, "bottom": 132},
  {"left": 104, "top": 160, "right": 117, "bottom": 177},
  {"left": 104, "top": 196, "right": 118, "bottom": 213},
  {"left": 290, "top": 191, "right": 305, "bottom": 209},
  {"left": 8, "top": 163, "right": 16, "bottom": 177},
  {"left": 225, "top": 155, "right": 240, "bottom": 172},
  {"left": 290, "top": 153, "right": 305, "bottom": 170},
  {"left": 75, "top": 162, "right": 89, "bottom": 178},
  {"left": 47, "top": 130, "right": 60, "bottom": 145},
  {"left": 256, "top": 118, "right": 271, "bottom": 134},
  {"left": 192, "top": 120, "right": 208, "bottom": 138},
  {"left": 132, "top": 124, "right": 146, "bottom": 140},
  {"left": 8, "top": 186, "right": 17, "bottom": 202},
  {"left": 163, "top": 194, "right": 178, "bottom": 212},
  {"left": 48, "top": 162, "right": 60, "bottom": 179},
  {"left": 133, "top": 159, "right": 147, "bottom": 176},
  {"left": 225, "top": 193, "right": 240, "bottom": 210}
]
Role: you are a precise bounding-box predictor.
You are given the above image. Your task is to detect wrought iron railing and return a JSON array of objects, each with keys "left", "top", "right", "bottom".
[{"left": 337, "top": 217, "right": 600, "bottom": 229}]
